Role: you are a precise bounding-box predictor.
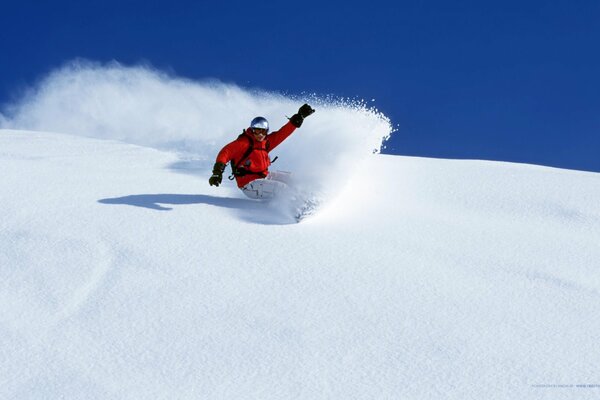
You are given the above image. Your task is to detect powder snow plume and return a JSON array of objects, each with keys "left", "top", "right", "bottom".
[{"left": 0, "top": 60, "right": 392, "bottom": 196}]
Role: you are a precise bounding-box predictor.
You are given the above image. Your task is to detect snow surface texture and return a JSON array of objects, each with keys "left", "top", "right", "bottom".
[
  {"left": 2, "top": 130, "right": 600, "bottom": 399},
  {"left": 2, "top": 62, "right": 600, "bottom": 399}
]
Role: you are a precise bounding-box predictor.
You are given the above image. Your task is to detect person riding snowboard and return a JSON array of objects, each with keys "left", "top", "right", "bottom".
[{"left": 209, "top": 104, "right": 315, "bottom": 199}]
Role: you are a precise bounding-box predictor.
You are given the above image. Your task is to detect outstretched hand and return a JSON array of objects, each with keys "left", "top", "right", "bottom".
[
  {"left": 298, "top": 104, "right": 315, "bottom": 118},
  {"left": 289, "top": 104, "right": 315, "bottom": 127}
]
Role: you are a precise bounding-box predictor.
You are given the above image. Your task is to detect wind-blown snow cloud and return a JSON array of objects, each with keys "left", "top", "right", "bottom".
[{"left": 0, "top": 60, "right": 392, "bottom": 195}]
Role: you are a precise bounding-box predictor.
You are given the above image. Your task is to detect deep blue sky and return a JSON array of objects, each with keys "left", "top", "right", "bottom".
[{"left": 2, "top": 0, "right": 599, "bottom": 171}]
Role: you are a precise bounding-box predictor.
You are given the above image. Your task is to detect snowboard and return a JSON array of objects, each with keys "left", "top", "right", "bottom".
[{"left": 237, "top": 170, "right": 322, "bottom": 222}]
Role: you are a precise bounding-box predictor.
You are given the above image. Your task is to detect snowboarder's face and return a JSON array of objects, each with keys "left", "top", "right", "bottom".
[{"left": 252, "top": 128, "right": 267, "bottom": 141}]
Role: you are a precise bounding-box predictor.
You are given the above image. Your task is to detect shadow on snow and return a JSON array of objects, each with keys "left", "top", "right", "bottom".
[
  {"left": 98, "top": 193, "right": 250, "bottom": 211},
  {"left": 97, "top": 194, "right": 297, "bottom": 225}
]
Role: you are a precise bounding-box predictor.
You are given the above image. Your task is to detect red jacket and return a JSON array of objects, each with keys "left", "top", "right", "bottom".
[{"left": 216, "top": 120, "right": 297, "bottom": 188}]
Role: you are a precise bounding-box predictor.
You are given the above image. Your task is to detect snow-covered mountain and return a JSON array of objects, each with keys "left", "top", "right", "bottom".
[
  {"left": 2, "top": 128, "right": 600, "bottom": 399},
  {"left": 1, "top": 63, "right": 600, "bottom": 399}
]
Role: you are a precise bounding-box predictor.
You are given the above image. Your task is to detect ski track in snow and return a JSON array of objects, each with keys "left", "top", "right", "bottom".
[{"left": 1, "top": 232, "right": 111, "bottom": 333}]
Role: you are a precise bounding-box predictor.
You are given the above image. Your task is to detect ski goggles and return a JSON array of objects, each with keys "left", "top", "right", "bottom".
[
  {"left": 252, "top": 128, "right": 267, "bottom": 142},
  {"left": 252, "top": 128, "right": 268, "bottom": 137}
]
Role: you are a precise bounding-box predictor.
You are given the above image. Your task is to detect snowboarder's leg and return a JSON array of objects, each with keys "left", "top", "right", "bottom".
[
  {"left": 240, "top": 178, "right": 289, "bottom": 200},
  {"left": 266, "top": 170, "right": 292, "bottom": 185}
]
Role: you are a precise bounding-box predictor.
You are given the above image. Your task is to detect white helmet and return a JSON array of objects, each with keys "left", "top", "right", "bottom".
[{"left": 250, "top": 116, "right": 269, "bottom": 132}]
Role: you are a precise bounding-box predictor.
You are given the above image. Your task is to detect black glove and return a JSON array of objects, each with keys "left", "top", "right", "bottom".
[
  {"left": 298, "top": 103, "right": 315, "bottom": 118},
  {"left": 289, "top": 103, "right": 315, "bottom": 128},
  {"left": 209, "top": 162, "right": 226, "bottom": 186}
]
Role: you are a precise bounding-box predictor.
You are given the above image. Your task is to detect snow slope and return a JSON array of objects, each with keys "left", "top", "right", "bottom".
[{"left": 2, "top": 128, "right": 600, "bottom": 400}]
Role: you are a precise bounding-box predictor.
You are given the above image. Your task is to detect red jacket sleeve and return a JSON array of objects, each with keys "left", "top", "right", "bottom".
[
  {"left": 215, "top": 139, "right": 247, "bottom": 165},
  {"left": 266, "top": 121, "right": 297, "bottom": 151}
]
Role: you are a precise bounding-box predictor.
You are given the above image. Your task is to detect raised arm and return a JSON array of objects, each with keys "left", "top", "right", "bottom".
[{"left": 267, "top": 104, "right": 315, "bottom": 151}]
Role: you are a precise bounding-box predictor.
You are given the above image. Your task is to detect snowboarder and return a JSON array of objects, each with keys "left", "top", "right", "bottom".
[{"left": 208, "top": 104, "right": 315, "bottom": 199}]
